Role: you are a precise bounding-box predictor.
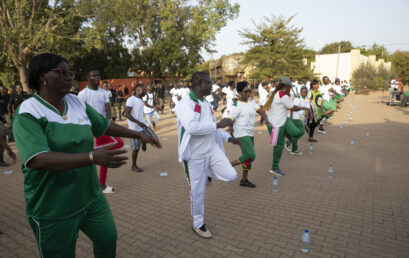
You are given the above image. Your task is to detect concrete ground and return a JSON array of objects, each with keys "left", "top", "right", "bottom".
[{"left": 1, "top": 91, "right": 409, "bottom": 257}]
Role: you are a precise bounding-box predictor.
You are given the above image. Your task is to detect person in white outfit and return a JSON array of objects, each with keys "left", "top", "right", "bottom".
[
  {"left": 221, "top": 80, "right": 236, "bottom": 117},
  {"left": 176, "top": 72, "right": 240, "bottom": 239}
]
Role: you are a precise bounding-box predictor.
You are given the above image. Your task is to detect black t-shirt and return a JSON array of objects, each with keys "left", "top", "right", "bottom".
[
  {"left": 9, "top": 92, "right": 30, "bottom": 112},
  {"left": 124, "top": 87, "right": 129, "bottom": 96},
  {"left": 110, "top": 89, "right": 117, "bottom": 102},
  {"left": 116, "top": 90, "right": 124, "bottom": 102},
  {"left": 0, "top": 93, "right": 9, "bottom": 116},
  {"left": 155, "top": 86, "right": 165, "bottom": 99}
]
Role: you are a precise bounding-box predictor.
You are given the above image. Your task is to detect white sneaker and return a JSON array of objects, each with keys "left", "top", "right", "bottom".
[
  {"left": 285, "top": 143, "right": 291, "bottom": 152},
  {"left": 317, "top": 129, "right": 327, "bottom": 134},
  {"left": 192, "top": 224, "right": 212, "bottom": 239},
  {"left": 103, "top": 186, "right": 115, "bottom": 193},
  {"left": 290, "top": 151, "right": 303, "bottom": 156}
]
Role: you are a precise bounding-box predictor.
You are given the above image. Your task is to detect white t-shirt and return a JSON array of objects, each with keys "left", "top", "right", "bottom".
[
  {"left": 228, "top": 100, "right": 260, "bottom": 138},
  {"left": 258, "top": 87, "right": 269, "bottom": 106},
  {"left": 189, "top": 100, "right": 216, "bottom": 159},
  {"left": 142, "top": 92, "right": 155, "bottom": 114},
  {"left": 205, "top": 84, "right": 220, "bottom": 103},
  {"left": 125, "top": 96, "right": 146, "bottom": 132},
  {"left": 180, "top": 87, "right": 190, "bottom": 98},
  {"left": 267, "top": 91, "right": 293, "bottom": 127},
  {"left": 78, "top": 87, "right": 109, "bottom": 116},
  {"left": 289, "top": 96, "right": 309, "bottom": 120},
  {"left": 105, "top": 89, "right": 112, "bottom": 98},
  {"left": 319, "top": 84, "right": 333, "bottom": 101},
  {"left": 222, "top": 87, "right": 236, "bottom": 110}
]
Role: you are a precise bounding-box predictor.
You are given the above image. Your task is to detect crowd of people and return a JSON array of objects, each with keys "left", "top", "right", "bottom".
[{"left": 8, "top": 52, "right": 355, "bottom": 257}]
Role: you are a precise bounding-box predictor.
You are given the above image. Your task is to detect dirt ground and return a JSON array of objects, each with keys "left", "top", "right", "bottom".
[{"left": 1, "top": 91, "right": 409, "bottom": 257}]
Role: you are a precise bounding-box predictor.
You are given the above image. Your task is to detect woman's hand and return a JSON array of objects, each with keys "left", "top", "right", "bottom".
[{"left": 93, "top": 143, "right": 128, "bottom": 168}]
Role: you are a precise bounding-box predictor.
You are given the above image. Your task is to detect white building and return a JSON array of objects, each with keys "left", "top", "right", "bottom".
[{"left": 311, "top": 49, "right": 391, "bottom": 81}]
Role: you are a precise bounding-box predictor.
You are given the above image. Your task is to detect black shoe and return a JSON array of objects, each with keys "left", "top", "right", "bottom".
[
  {"left": 132, "top": 166, "right": 144, "bottom": 172},
  {"left": 308, "top": 138, "right": 318, "bottom": 142},
  {"left": 240, "top": 179, "right": 256, "bottom": 188},
  {"left": 142, "top": 143, "right": 147, "bottom": 152},
  {"left": 0, "top": 161, "right": 10, "bottom": 167}
]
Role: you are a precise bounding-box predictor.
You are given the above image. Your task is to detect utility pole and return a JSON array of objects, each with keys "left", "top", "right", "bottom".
[{"left": 335, "top": 44, "right": 341, "bottom": 78}]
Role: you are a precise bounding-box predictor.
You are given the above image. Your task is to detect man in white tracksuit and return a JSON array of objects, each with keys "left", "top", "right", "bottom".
[{"left": 176, "top": 72, "right": 239, "bottom": 239}]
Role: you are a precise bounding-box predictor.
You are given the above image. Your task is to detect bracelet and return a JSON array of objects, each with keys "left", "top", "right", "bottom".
[{"left": 89, "top": 151, "right": 95, "bottom": 165}]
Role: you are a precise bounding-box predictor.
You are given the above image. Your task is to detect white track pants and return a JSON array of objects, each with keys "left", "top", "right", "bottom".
[
  {"left": 172, "top": 97, "right": 179, "bottom": 112},
  {"left": 182, "top": 146, "right": 237, "bottom": 229}
]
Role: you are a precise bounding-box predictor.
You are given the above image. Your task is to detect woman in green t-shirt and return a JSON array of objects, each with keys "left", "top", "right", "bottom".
[{"left": 12, "top": 53, "right": 161, "bottom": 258}]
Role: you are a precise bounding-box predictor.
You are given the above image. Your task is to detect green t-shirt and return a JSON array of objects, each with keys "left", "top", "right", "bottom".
[{"left": 12, "top": 93, "right": 109, "bottom": 219}]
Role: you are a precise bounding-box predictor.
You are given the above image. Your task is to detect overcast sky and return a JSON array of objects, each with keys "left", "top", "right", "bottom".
[{"left": 206, "top": 0, "right": 409, "bottom": 60}]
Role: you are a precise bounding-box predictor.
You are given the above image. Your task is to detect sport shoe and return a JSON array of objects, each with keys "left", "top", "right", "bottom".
[
  {"left": 290, "top": 151, "right": 303, "bottom": 156},
  {"left": 102, "top": 186, "right": 115, "bottom": 193},
  {"left": 240, "top": 179, "right": 256, "bottom": 188},
  {"left": 207, "top": 177, "right": 212, "bottom": 186},
  {"left": 308, "top": 138, "right": 318, "bottom": 142},
  {"left": 0, "top": 161, "right": 10, "bottom": 167},
  {"left": 192, "top": 224, "right": 212, "bottom": 239},
  {"left": 317, "top": 129, "right": 327, "bottom": 134},
  {"left": 132, "top": 166, "right": 144, "bottom": 172},
  {"left": 269, "top": 168, "right": 285, "bottom": 176},
  {"left": 285, "top": 141, "right": 291, "bottom": 152}
]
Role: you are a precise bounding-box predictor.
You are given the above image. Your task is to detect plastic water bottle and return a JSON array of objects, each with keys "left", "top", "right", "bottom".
[
  {"left": 301, "top": 229, "right": 310, "bottom": 253},
  {"left": 366, "top": 131, "right": 370, "bottom": 139},
  {"left": 340, "top": 124, "right": 343, "bottom": 129},
  {"left": 309, "top": 144, "right": 313, "bottom": 155},
  {"left": 272, "top": 176, "right": 278, "bottom": 192},
  {"left": 328, "top": 165, "right": 334, "bottom": 179},
  {"left": 350, "top": 138, "right": 355, "bottom": 149}
]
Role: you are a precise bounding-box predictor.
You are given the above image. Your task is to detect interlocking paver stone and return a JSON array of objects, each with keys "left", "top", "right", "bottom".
[{"left": 1, "top": 92, "right": 409, "bottom": 257}]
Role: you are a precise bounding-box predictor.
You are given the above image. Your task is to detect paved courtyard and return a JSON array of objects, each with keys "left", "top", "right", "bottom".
[{"left": 1, "top": 91, "right": 409, "bottom": 257}]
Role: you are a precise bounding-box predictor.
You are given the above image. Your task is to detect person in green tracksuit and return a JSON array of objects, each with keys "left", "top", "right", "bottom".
[
  {"left": 264, "top": 77, "right": 311, "bottom": 176},
  {"left": 227, "top": 81, "right": 269, "bottom": 188},
  {"left": 284, "top": 86, "right": 310, "bottom": 155},
  {"left": 13, "top": 53, "right": 160, "bottom": 258}
]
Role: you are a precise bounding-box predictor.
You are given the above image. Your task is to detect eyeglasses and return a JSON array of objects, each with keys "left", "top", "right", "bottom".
[{"left": 50, "top": 69, "right": 75, "bottom": 79}]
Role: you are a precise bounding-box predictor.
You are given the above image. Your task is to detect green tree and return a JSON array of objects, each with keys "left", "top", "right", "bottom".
[
  {"left": 352, "top": 63, "right": 391, "bottom": 93},
  {"left": 360, "top": 43, "right": 389, "bottom": 61},
  {"left": 320, "top": 41, "right": 354, "bottom": 54},
  {"left": 0, "top": 0, "right": 103, "bottom": 91},
  {"left": 239, "top": 15, "right": 315, "bottom": 80},
  {"left": 115, "top": 0, "right": 239, "bottom": 80},
  {"left": 390, "top": 50, "right": 409, "bottom": 79}
]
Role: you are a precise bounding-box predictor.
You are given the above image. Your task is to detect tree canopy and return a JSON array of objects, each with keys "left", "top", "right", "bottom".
[
  {"left": 390, "top": 50, "right": 409, "bottom": 79},
  {"left": 0, "top": 0, "right": 239, "bottom": 89},
  {"left": 239, "top": 15, "right": 315, "bottom": 80},
  {"left": 320, "top": 41, "right": 354, "bottom": 54}
]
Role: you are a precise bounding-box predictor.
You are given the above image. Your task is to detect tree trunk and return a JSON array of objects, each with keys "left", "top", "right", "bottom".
[{"left": 17, "top": 65, "right": 30, "bottom": 93}]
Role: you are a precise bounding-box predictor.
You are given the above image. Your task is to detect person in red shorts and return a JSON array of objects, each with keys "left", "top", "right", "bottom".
[{"left": 78, "top": 67, "right": 123, "bottom": 193}]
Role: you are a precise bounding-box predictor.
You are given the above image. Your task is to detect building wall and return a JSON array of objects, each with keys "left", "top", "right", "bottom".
[
  {"left": 209, "top": 54, "right": 252, "bottom": 84},
  {"left": 311, "top": 49, "right": 392, "bottom": 82}
]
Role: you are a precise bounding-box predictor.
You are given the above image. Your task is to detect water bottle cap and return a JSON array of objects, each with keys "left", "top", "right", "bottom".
[
  {"left": 274, "top": 176, "right": 277, "bottom": 179},
  {"left": 305, "top": 229, "right": 309, "bottom": 233}
]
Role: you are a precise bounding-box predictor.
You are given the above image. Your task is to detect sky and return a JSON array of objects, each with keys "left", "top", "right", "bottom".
[{"left": 206, "top": 0, "right": 409, "bottom": 60}]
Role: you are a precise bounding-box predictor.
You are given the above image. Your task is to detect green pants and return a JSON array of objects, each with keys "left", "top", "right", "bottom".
[
  {"left": 285, "top": 118, "right": 305, "bottom": 152},
  {"left": 28, "top": 194, "right": 117, "bottom": 258},
  {"left": 323, "top": 99, "right": 337, "bottom": 113},
  {"left": 237, "top": 136, "right": 255, "bottom": 169},
  {"left": 268, "top": 125, "right": 285, "bottom": 169}
]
